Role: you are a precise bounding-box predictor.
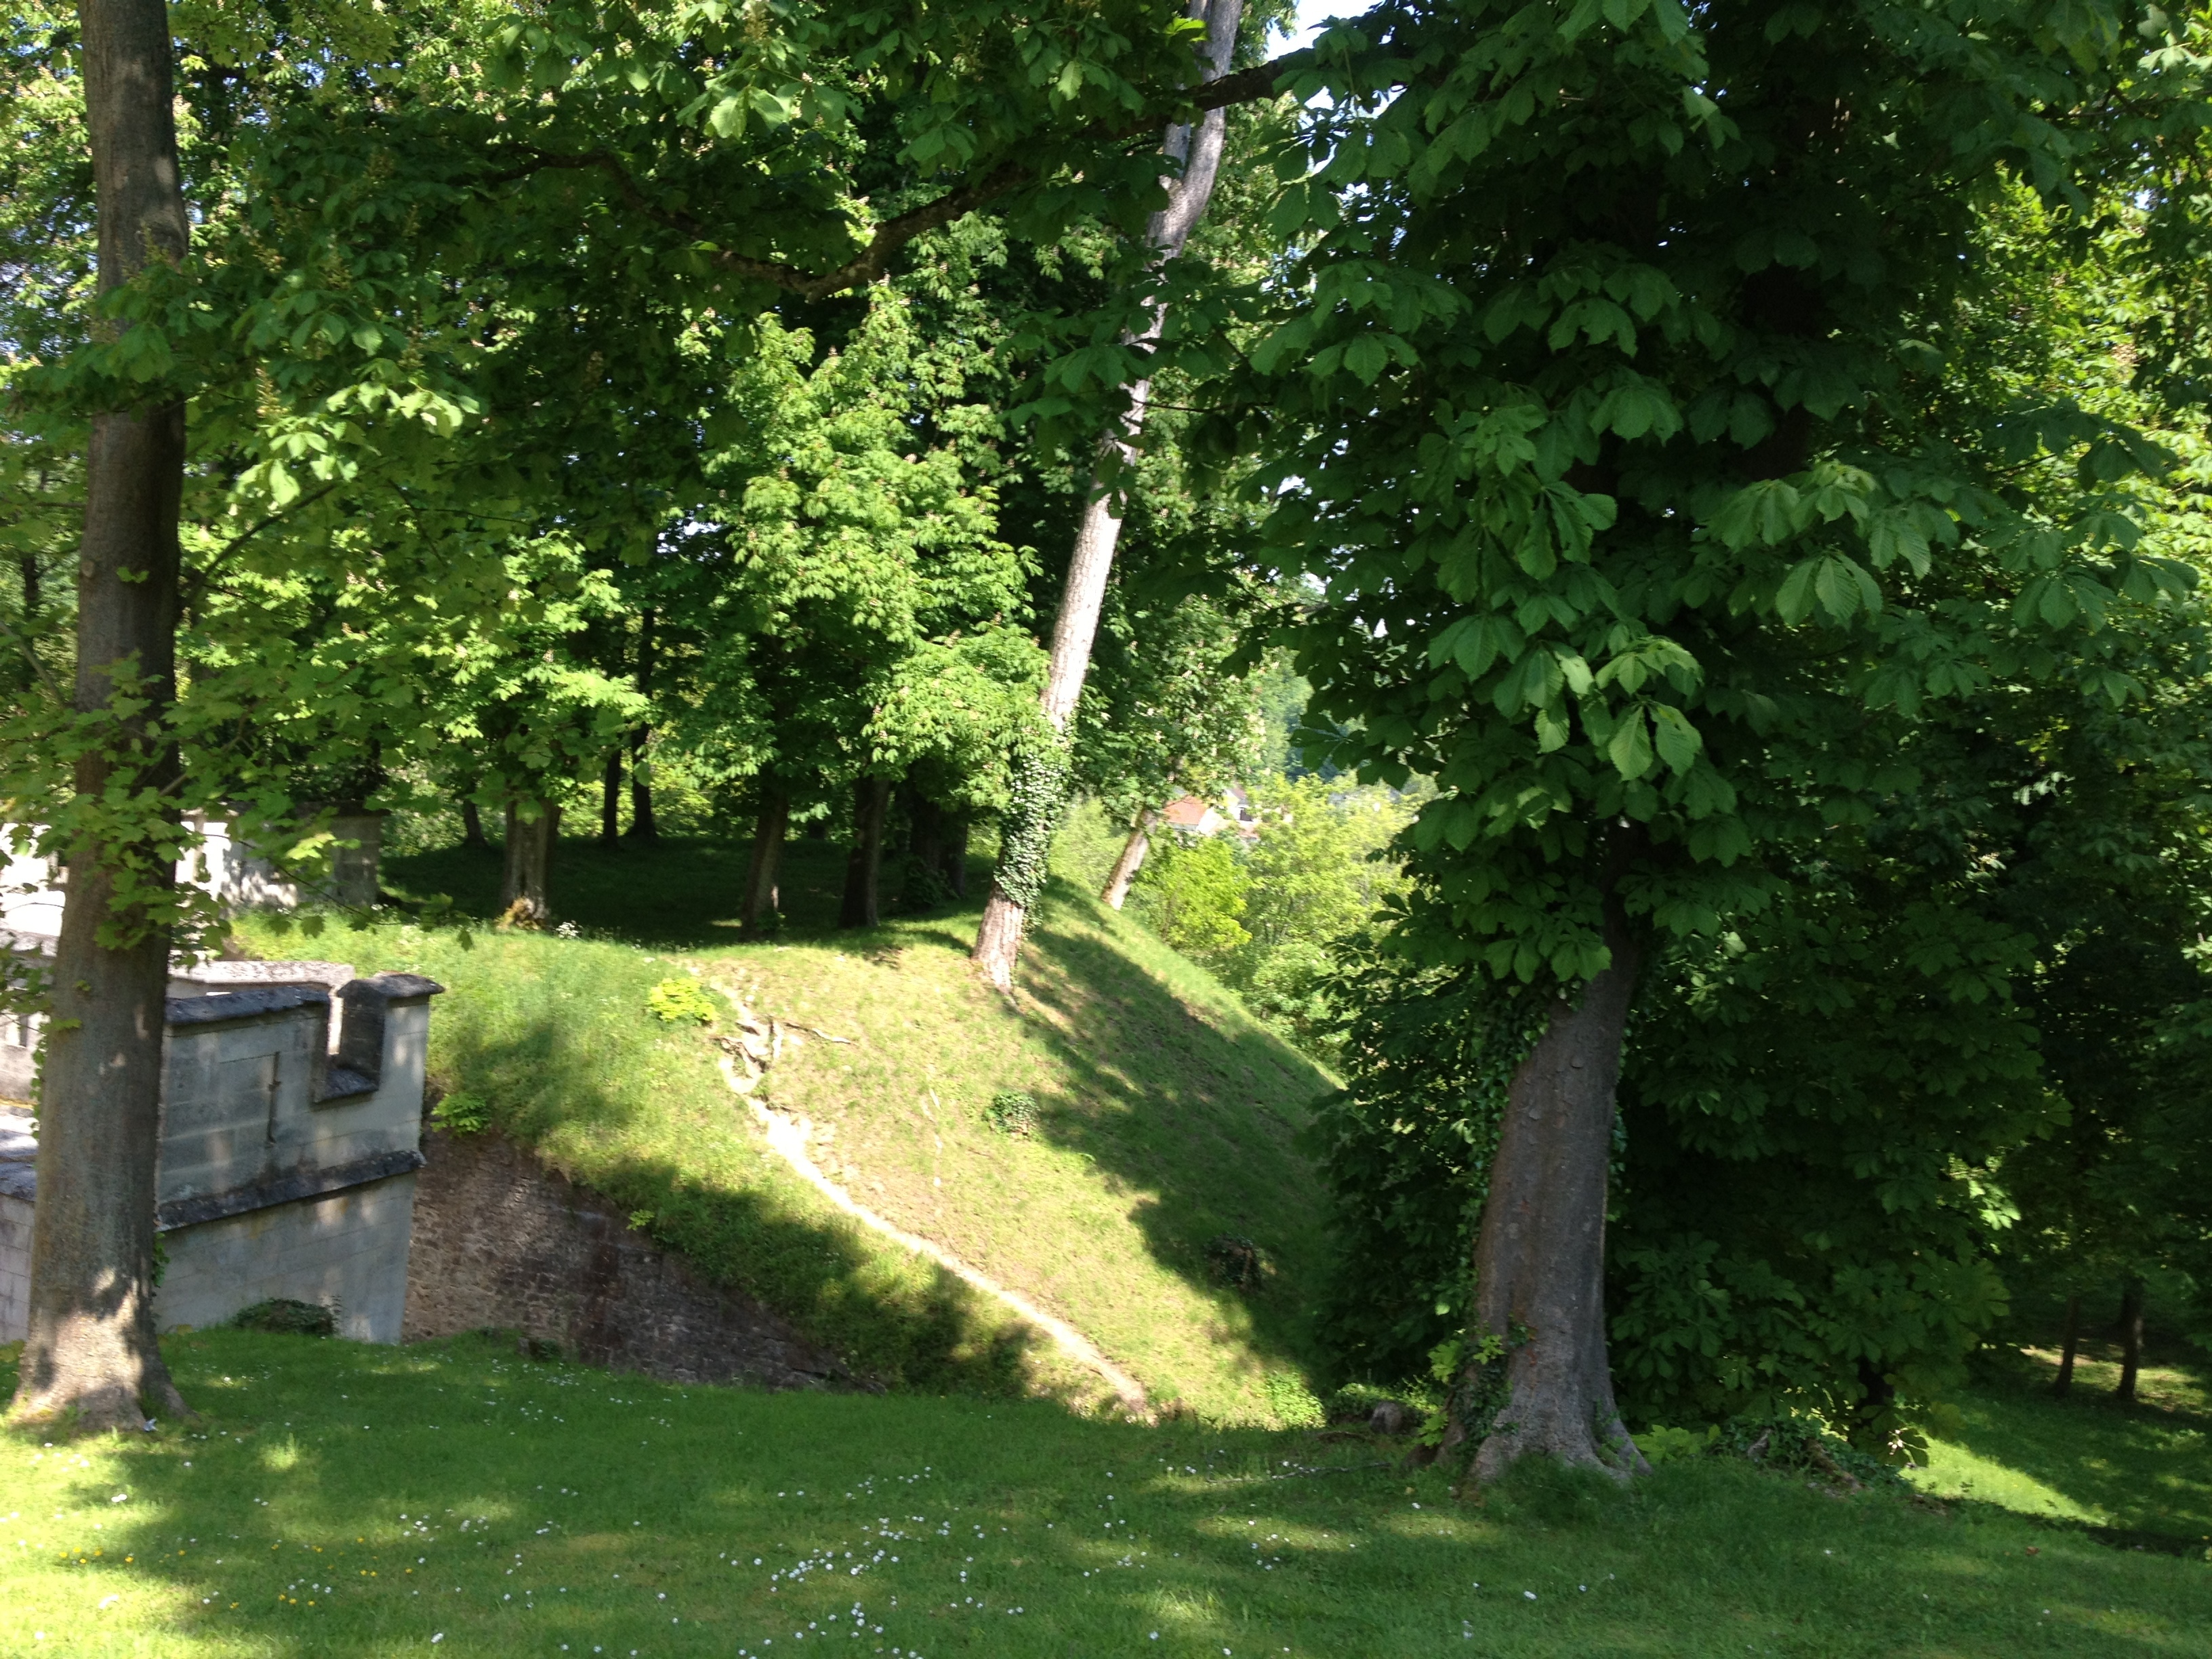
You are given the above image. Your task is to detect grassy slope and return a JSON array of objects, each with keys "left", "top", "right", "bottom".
[
  {"left": 3, "top": 1329, "right": 2208, "bottom": 1659},
  {"left": 249, "top": 832, "right": 1335, "bottom": 1423}
]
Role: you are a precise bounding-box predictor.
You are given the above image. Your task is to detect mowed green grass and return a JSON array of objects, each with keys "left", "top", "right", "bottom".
[
  {"left": 254, "top": 832, "right": 1336, "bottom": 1422},
  {"left": 4, "top": 1330, "right": 2209, "bottom": 1659}
]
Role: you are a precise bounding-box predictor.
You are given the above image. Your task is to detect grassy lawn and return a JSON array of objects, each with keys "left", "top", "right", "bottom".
[
  {"left": 1908, "top": 1337, "right": 2212, "bottom": 1547},
  {"left": 3, "top": 1328, "right": 2209, "bottom": 1658},
  {"left": 242, "top": 833, "right": 1334, "bottom": 1422}
]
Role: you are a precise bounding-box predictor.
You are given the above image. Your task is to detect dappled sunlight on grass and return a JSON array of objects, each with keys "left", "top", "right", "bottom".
[
  {"left": 5, "top": 1330, "right": 2211, "bottom": 1656},
  {"left": 1904, "top": 1343, "right": 2212, "bottom": 1545}
]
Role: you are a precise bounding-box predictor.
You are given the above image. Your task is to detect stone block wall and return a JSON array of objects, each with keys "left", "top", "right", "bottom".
[
  {"left": 157, "top": 1172, "right": 417, "bottom": 1343},
  {"left": 0, "top": 971, "right": 437, "bottom": 1346},
  {"left": 404, "top": 1126, "right": 853, "bottom": 1391}
]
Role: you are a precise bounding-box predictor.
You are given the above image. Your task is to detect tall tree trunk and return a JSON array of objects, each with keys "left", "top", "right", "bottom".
[
  {"left": 12, "top": 0, "right": 192, "bottom": 1430},
  {"left": 1101, "top": 807, "right": 1158, "bottom": 909},
  {"left": 2115, "top": 1277, "right": 2146, "bottom": 1403},
  {"left": 2053, "top": 1292, "right": 2081, "bottom": 1397},
  {"left": 971, "top": 0, "right": 1242, "bottom": 990},
  {"left": 1439, "top": 895, "right": 1646, "bottom": 1484},
  {"left": 942, "top": 819, "right": 969, "bottom": 898},
  {"left": 461, "top": 796, "right": 488, "bottom": 851},
  {"left": 840, "top": 777, "right": 892, "bottom": 930},
  {"left": 626, "top": 608, "right": 658, "bottom": 841},
  {"left": 740, "top": 786, "right": 789, "bottom": 935},
  {"left": 500, "top": 800, "right": 558, "bottom": 926},
  {"left": 908, "top": 783, "right": 945, "bottom": 870},
  {"left": 600, "top": 749, "right": 623, "bottom": 849},
  {"left": 627, "top": 731, "right": 657, "bottom": 840}
]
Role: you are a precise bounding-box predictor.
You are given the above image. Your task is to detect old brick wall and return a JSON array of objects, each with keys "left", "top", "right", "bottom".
[{"left": 403, "top": 1127, "right": 852, "bottom": 1391}]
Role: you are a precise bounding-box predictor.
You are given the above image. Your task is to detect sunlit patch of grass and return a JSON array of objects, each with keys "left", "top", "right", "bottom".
[{"left": 1909, "top": 1437, "right": 2104, "bottom": 1524}]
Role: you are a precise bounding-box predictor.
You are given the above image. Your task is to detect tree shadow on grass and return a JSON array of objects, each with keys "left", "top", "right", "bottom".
[
  {"left": 991, "top": 880, "right": 1340, "bottom": 1385},
  {"left": 1940, "top": 1339, "right": 2212, "bottom": 1542},
  {"left": 30, "top": 1332, "right": 2212, "bottom": 1659}
]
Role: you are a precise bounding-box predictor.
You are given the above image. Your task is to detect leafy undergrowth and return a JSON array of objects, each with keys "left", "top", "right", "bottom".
[
  {"left": 1908, "top": 1339, "right": 2212, "bottom": 1546},
  {"left": 3, "top": 1330, "right": 2208, "bottom": 1659},
  {"left": 247, "top": 834, "right": 1335, "bottom": 1422}
]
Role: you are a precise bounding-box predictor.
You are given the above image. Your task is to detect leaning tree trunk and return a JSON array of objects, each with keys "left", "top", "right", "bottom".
[
  {"left": 839, "top": 776, "right": 893, "bottom": 930},
  {"left": 1101, "top": 806, "right": 1158, "bottom": 909},
  {"left": 1439, "top": 897, "right": 1646, "bottom": 1485},
  {"left": 500, "top": 800, "right": 558, "bottom": 926},
  {"left": 2115, "top": 1277, "right": 2145, "bottom": 1403},
  {"left": 12, "top": 0, "right": 193, "bottom": 1431},
  {"left": 2053, "top": 1292, "right": 2081, "bottom": 1397},
  {"left": 971, "top": 0, "right": 1242, "bottom": 990},
  {"left": 461, "top": 795, "right": 489, "bottom": 851},
  {"left": 740, "top": 786, "right": 789, "bottom": 934}
]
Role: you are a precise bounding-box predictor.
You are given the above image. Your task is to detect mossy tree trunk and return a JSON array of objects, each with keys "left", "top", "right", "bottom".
[
  {"left": 12, "top": 0, "right": 192, "bottom": 1431},
  {"left": 1440, "top": 894, "right": 1646, "bottom": 1485}
]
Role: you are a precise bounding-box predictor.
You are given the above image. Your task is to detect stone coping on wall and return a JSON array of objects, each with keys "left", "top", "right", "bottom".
[{"left": 155, "top": 1146, "right": 427, "bottom": 1230}]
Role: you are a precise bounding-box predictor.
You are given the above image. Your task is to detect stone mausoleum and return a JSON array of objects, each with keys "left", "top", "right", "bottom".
[{"left": 0, "top": 951, "right": 438, "bottom": 1345}]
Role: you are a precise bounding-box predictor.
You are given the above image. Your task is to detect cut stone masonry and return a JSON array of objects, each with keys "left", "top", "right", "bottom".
[{"left": 0, "top": 956, "right": 439, "bottom": 1345}]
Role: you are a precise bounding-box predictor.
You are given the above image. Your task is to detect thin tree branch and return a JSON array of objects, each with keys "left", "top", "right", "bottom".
[{"left": 483, "top": 43, "right": 1382, "bottom": 300}]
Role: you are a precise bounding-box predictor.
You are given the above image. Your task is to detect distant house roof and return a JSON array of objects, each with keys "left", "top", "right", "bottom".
[{"left": 1161, "top": 796, "right": 1229, "bottom": 836}]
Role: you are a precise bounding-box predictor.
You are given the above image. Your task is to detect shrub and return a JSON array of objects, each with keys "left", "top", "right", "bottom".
[{"left": 645, "top": 976, "right": 719, "bottom": 1025}]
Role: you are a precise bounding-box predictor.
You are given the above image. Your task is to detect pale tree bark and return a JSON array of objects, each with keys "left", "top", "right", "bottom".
[
  {"left": 1439, "top": 888, "right": 1647, "bottom": 1484},
  {"left": 1101, "top": 806, "right": 1158, "bottom": 909},
  {"left": 12, "top": 0, "right": 193, "bottom": 1430},
  {"left": 740, "top": 785, "right": 789, "bottom": 934},
  {"left": 500, "top": 800, "right": 559, "bottom": 926},
  {"left": 971, "top": 0, "right": 1244, "bottom": 989}
]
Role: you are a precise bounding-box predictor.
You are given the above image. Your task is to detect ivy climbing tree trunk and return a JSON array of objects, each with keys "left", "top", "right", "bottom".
[
  {"left": 1101, "top": 806, "right": 1158, "bottom": 910},
  {"left": 840, "top": 776, "right": 893, "bottom": 929},
  {"left": 1440, "top": 892, "right": 1647, "bottom": 1485},
  {"left": 11, "top": 0, "right": 192, "bottom": 1431},
  {"left": 970, "top": 0, "right": 1242, "bottom": 989},
  {"left": 500, "top": 800, "right": 558, "bottom": 926},
  {"left": 740, "top": 785, "right": 789, "bottom": 935}
]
